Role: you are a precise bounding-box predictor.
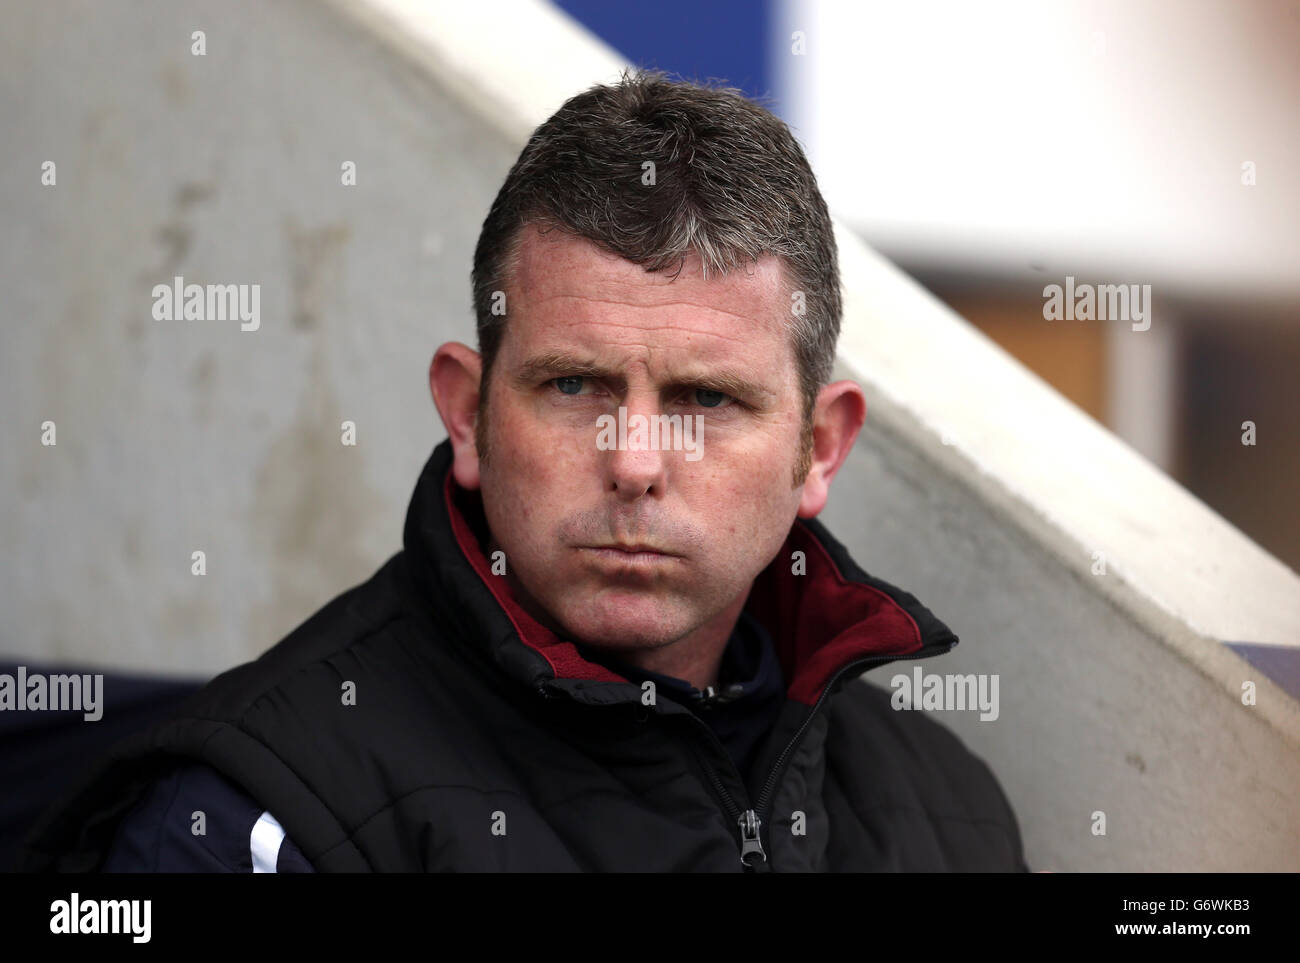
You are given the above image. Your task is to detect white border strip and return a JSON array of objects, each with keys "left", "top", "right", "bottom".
[{"left": 250, "top": 811, "right": 286, "bottom": 874}]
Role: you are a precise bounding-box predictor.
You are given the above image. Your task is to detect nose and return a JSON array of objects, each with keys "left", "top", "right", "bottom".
[
  {"left": 608, "top": 445, "right": 666, "bottom": 499},
  {"left": 603, "top": 396, "right": 668, "bottom": 500}
]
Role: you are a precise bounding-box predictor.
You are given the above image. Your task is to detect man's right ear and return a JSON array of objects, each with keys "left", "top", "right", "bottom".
[{"left": 429, "top": 342, "right": 484, "bottom": 491}]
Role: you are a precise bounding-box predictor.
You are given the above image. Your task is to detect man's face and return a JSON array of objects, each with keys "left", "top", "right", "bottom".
[{"left": 476, "top": 225, "right": 808, "bottom": 655}]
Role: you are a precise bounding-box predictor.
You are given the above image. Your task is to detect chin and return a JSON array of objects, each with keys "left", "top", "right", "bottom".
[{"left": 559, "top": 592, "right": 692, "bottom": 651}]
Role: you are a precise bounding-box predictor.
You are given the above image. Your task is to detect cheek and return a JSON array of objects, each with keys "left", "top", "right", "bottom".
[
  {"left": 721, "top": 432, "right": 799, "bottom": 504},
  {"left": 485, "top": 408, "right": 587, "bottom": 553},
  {"left": 690, "top": 449, "right": 800, "bottom": 563}
]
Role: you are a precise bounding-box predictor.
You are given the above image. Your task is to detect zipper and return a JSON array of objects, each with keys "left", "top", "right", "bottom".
[
  {"left": 541, "top": 678, "right": 768, "bottom": 869},
  {"left": 674, "top": 711, "right": 757, "bottom": 866},
  {"left": 693, "top": 643, "right": 955, "bottom": 869},
  {"left": 538, "top": 641, "right": 954, "bottom": 869}
]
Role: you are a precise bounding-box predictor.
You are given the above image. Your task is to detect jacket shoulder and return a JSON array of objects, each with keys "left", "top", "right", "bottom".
[
  {"left": 185, "top": 552, "right": 413, "bottom": 720},
  {"left": 824, "top": 675, "right": 1029, "bottom": 871}
]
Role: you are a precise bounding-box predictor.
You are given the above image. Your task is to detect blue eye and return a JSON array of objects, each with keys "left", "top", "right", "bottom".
[
  {"left": 553, "top": 376, "right": 584, "bottom": 395},
  {"left": 693, "top": 388, "right": 730, "bottom": 408}
]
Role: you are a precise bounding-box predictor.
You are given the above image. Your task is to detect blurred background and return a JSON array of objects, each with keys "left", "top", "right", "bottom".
[
  {"left": 2, "top": 0, "right": 1297, "bottom": 872},
  {"left": 561, "top": 0, "right": 1300, "bottom": 574}
]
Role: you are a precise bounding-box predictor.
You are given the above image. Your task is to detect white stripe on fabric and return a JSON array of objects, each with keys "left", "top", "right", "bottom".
[{"left": 250, "top": 810, "right": 286, "bottom": 874}]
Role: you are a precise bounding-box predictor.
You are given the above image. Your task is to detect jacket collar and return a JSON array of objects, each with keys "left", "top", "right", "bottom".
[{"left": 404, "top": 440, "right": 958, "bottom": 707}]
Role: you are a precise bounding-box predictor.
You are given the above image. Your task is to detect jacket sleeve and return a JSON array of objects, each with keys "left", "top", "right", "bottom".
[{"left": 101, "top": 761, "right": 315, "bottom": 873}]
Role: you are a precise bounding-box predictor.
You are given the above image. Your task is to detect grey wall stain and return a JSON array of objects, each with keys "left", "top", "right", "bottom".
[
  {"left": 246, "top": 346, "right": 384, "bottom": 650},
  {"left": 151, "top": 179, "right": 216, "bottom": 276},
  {"left": 284, "top": 217, "right": 351, "bottom": 331},
  {"left": 157, "top": 59, "right": 190, "bottom": 108},
  {"left": 122, "top": 518, "right": 142, "bottom": 564},
  {"left": 248, "top": 218, "right": 372, "bottom": 654},
  {"left": 34, "top": 262, "right": 117, "bottom": 480},
  {"left": 152, "top": 221, "right": 190, "bottom": 268},
  {"left": 159, "top": 595, "right": 221, "bottom": 651},
  {"left": 190, "top": 352, "right": 216, "bottom": 424},
  {"left": 80, "top": 104, "right": 126, "bottom": 172}
]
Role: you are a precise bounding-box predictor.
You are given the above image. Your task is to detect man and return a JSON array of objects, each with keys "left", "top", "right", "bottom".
[{"left": 19, "top": 69, "right": 1027, "bottom": 872}]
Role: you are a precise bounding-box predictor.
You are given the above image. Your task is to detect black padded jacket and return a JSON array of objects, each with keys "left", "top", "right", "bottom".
[{"left": 18, "top": 439, "right": 1029, "bottom": 872}]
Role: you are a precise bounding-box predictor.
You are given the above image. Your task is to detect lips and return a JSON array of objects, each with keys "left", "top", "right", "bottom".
[
  {"left": 595, "top": 543, "right": 676, "bottom": 556},
  {"left": 578, "top": 544, "right": 683, "bottom": 568}
]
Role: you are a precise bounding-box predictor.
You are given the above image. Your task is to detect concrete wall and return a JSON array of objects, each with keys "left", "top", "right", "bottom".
[
  {"left": 2, "top": 0, "right": 1296, "bottom": 870},
  {"left": 1, "top": 0, "right": 514, "bottom": 673}
]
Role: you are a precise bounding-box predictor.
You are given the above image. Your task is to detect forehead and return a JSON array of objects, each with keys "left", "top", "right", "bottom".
[{"left": 505, "top": 225, "right": 792, "bottom": 357}]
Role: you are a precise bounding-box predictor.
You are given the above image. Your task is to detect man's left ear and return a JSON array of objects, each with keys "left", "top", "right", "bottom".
[{"left": 797, "top": 381, "right": 867, "bottom": 518}]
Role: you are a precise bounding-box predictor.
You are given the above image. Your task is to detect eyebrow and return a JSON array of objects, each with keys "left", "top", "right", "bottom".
[
  {"left": 512, "top": 350, "right": 777, "bottom": 404},
  {"left": 514, "top": 351, "right": 607, "bottom": 383}
]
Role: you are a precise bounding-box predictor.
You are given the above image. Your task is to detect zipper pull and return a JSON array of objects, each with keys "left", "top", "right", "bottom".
[
  {"left": 738, "top": 809, "right": 766, "bottom": 866},
  {"left": 696, "top": 682, "right": 745, "bottom": 708}
]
